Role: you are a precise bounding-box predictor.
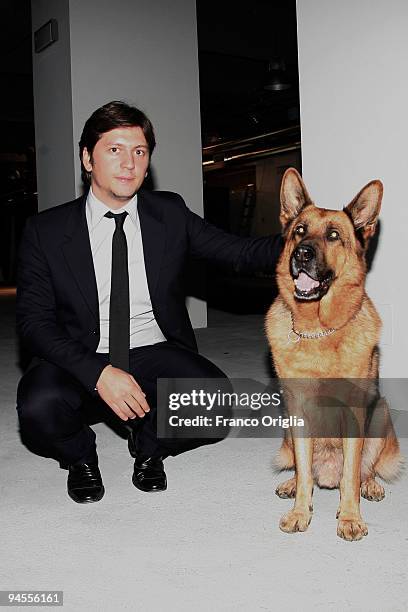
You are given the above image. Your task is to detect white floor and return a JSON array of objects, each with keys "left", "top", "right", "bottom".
[{"left": 1, "top": 293, "right": 407, "bottom": 612}]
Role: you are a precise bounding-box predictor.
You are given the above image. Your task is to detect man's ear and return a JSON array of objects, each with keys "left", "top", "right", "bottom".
[
  {"left": 343, "top": 180, "right": 383, "bottom": 241},
  {"left": 280, "top": 168, "right": 313, "bottom": 229},
  {"left": 82, "top": 147, "right": 93, "bottom": 172}
]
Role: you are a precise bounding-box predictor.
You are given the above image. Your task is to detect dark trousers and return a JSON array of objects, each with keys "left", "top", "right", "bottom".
[{"left": 16, "top": 341, "right": 230, "bottom": 467}]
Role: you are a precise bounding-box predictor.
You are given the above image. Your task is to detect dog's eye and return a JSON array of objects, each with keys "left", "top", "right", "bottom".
[
  {"left": 295, "top": 225, "right": 306, "bottom": 236},
  {"left": 328, "top": 230, "right": 340, "bottom": 241}
]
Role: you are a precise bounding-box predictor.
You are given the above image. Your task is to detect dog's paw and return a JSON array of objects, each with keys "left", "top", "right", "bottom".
[
  {"left": 337, "top": 516, "right": 368, "bottom": 541},
  {"left": 275, "top": 477, "right": 296, "bottom": 499},
  {"left": 279, "top": 508, "right": 312, "bottom": 533},
  {"left": 361, "top": 479, "right": 385, "bottom": 502}
]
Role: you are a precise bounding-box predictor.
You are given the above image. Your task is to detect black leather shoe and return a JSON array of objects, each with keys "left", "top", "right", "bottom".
[
  {"left": 132, "top": 456, "right": 167, "bottom": 492},
  {"left": 67, "top": 462, "right": 105, "bottom": 503}
]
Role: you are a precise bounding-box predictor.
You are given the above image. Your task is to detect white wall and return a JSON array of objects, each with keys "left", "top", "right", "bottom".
[
  {"left": 68, "top": 0, "right": 203, "bottom": 206},
  {"left": 296, "top": 0, "right": 408, "bottom": 376},
  {"left": 31, "top": 0, "right": 206, "bottom": 327},
  {"left": 32, "top": 0, "right": 76, "bottom": 208}
]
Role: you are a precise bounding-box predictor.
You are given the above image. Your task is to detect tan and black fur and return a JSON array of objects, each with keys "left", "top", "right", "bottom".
[{"left": 265, "top": 168, "right": 403, "bottom": 541}]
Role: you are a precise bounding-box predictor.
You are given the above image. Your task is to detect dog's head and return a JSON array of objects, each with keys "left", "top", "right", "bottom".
[{"left": 278, "top": 168, "right": 383, "bottom": 303}]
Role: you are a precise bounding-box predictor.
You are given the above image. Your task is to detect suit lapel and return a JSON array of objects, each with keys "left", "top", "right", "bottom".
[
  {"left": 61, "top": 194, "right": 99, "bottom": 321},
  {"left": 137, "top": 190, "right": 165, "bottom": 299},
  {"left": 60, "top": 190, "right": 165, "bottom": 321}
]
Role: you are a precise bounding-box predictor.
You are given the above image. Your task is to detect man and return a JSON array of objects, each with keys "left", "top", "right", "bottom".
[{"left": 16, "top": 101, "right": 282, "bottom": 504}]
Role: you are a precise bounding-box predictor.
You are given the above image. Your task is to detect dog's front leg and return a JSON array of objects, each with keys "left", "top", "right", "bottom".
[
  {"left": 279, "top": 435, "right": 314, "bottom": 533},
  {"left": 337, "top": 437, "right": 368, "bottom": 541}
]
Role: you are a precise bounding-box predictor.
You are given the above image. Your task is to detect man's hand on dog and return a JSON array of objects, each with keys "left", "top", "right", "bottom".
[{"left": 96, "top": 365, "right": 150, "bottom": 421}]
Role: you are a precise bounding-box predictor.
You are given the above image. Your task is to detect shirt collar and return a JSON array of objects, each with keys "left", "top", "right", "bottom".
[{"left": 86, "top": 188, "right": 139, "bottom": 230}]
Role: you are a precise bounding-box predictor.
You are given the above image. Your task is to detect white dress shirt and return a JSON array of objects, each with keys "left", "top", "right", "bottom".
[{"left": 85, "top": 188, "right": 166, "bottom": 352}]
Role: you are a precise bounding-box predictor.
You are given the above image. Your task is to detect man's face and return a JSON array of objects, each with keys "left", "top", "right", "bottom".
[{"left": 82, "top": 126, "right": 150, "bottom": 209}]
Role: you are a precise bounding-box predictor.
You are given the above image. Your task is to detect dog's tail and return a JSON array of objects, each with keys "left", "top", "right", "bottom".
[
  {"left": 272, "top": 442, "right": 294, "bottom": 472},
  {"left": 375, "top": 449, "right": 405, "bottom": 482},
  {"left": 374, "top": 436, "right": 405, "bottom": 482}
]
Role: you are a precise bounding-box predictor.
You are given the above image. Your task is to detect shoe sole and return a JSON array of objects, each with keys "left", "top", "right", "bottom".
[
  {"left": 68, "top": 486, "right": 105, "bottom": 503},
  {"left": 132, "top": 475, "right": 167, "bottom": 492}
]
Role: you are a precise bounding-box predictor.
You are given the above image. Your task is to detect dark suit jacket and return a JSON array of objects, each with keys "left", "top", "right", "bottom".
[{"left": 16, "top": 189, "right": 283, "bottom": 393}]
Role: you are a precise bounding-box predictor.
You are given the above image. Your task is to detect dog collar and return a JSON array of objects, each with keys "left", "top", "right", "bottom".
[
  {"left": 287, "top": 312, "right": 338, "bottom": 343},
  {"left": 287, "top": 327, "right": 337, "bottom": 343}
]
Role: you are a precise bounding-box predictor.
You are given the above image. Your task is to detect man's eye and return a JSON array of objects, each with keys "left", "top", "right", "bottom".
[
  {"left": 110, "top": 147, "right": 119, "bottom": 153},
  {"left": 135, "top": 149, "right": 145, "bottom": 156},
  {"left": 328, "top": 230, "right": 340, "bottom": 240},
  {"left": 295, "top": 225, "right": 305, "bottom": 236}
]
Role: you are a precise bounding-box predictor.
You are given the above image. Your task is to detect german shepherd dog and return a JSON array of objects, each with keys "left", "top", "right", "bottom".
[{"left": 265, "top": 168, "right": 403, "bottom": 541}]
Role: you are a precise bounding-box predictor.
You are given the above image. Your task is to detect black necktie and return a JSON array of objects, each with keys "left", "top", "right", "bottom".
[{"left": 105, "top": 211, "right": 130, "bottom": 372}]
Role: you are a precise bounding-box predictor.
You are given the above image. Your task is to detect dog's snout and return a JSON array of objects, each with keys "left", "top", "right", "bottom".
[{"left": 294, "top": 244, "right": 315, "bottom": 264}]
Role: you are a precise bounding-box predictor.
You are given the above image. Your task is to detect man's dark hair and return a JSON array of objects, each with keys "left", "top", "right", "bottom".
[{"left": 79, "top": 100, "right": 156, "bottom": 185}]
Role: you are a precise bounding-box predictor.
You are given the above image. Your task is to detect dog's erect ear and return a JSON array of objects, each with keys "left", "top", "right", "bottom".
[
  {"left": 344, "top": 180, "right": 383, "bottom": 241},
  {"left": 280, "top": 168, "right": 313, "bottom": 229}
]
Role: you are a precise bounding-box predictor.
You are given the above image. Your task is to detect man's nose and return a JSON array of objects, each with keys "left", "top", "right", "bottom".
[
  {"left": 293, "top": 244, "right": 315, "bottom": 264},
  {"left": 121, "top": 152, "right": 135, "bottom": 169}
]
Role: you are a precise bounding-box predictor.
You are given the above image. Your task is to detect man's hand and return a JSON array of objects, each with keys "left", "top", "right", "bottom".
[{"left": 96, "top": 365, "right": 150, "bottom": 421}]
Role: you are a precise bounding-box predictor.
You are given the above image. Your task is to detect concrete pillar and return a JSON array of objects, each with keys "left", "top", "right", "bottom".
[
  {"left": 31, "top": 0, "right": 75, "bottom": 209},
  {"left": 296, "top": 0, "right": 408, "bottom": 376}
]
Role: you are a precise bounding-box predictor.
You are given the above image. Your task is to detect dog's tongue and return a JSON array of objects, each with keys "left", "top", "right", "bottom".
[{"left": 295, "top": 272, "right": 320, "bottom": 292}]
